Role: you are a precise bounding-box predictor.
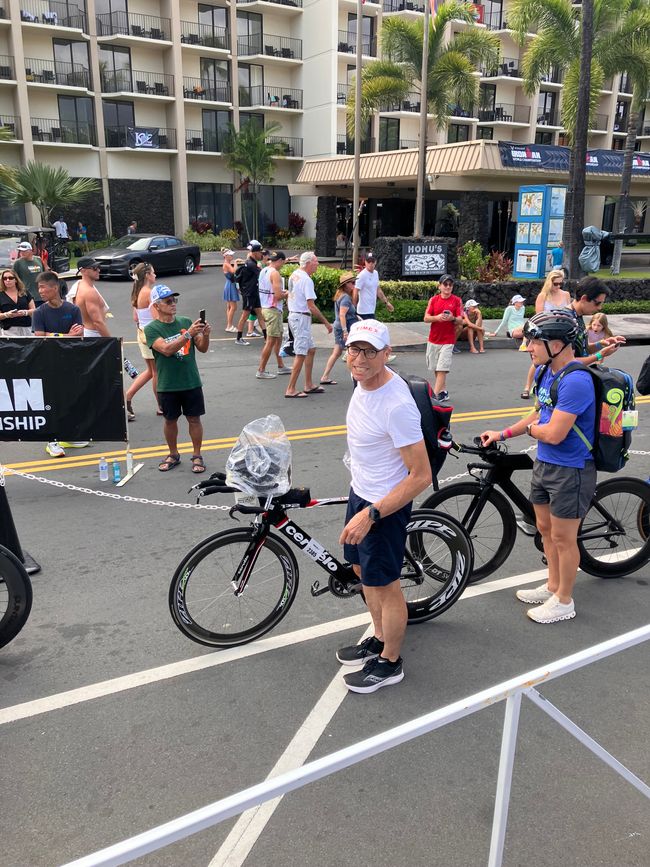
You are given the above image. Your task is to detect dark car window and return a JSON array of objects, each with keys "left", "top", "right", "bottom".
[
  {"left": 165, "top": 237, "right": 182, "bottom": 248},
  {"left": 112, "top": 235, "right": 151, "bottom": 251},
  {"left": 149, "top": 237, "right": 166, "bottom": 249}
]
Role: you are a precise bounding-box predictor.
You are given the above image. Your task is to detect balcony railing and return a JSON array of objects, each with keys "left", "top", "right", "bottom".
[
  {"left": 536, "top": 109, "right": 560, "bottom": 126},
  {"left": 0, "top": 55, "right": 13, "bottom": 79},
  {"left": 241, "top": 84, "right": 303, "bottom": 109},
  {"left": 619, "top": 73, "right": 633, "bottom": 95},
  {"left": 380, "top": 91, "right": 422, "bottom": 112},
  {"left": 590, "top": 113, "right": 609, "bottom": 131},
  {"left": 480, "top": 57, "right": 521, "bottom": 77},
  {"left": 399, "top": 138, "right": 418, "bottom": 148},
  {"left": 236, "top": 0, "right": 303, "bottom": 8},
  {"left": 0, "top": 114, "right": 21, "bottom": 138},
  {"left": 20, "top": 1, "right": 87, "bottom": 31},
  {"left": 237, "top": 33, "right": 302, "bottom": 60},
  {"left": 448, "top": 102, "right": 476, "bottom": 119},
  {"left": 337, "top": 30, "right": 377, "bottom": 57},
  {"left": 31, "top": 116, "right": 96, "bottom": 145},
  {"left": 180, "top": 21, "right": 229, "bottom": 50},
  {"left": 540, "top": 66, "right": 564, "bottom": 85},
  {"left": 383, "top": 0, "right": 425, "bottom": 12},
  {"left": 101, "top": 68, "right": 174, "bottom": 97},
  {"left": 183, "top": 77, "right": 231, "bottom": 102},
  {"left": 337, "top": 83, "right": 350, "bottom": 104},
  {"left": 336, "top": 135, "right": 375, "bottom": 155},
  {"left": 96, "top": 11, "right": 170, "bottom": 41},
  {"left": 267, "top": 135, "right": 303, "bottom": 156},
  {"left": 378, "top": 138, "right": 418, "bottom": 151},
  {"left": 25, "top": 57, "right": 90, "bottom": 88},
  {"left": 105, "top": 126, "right": 177, "bottom": 149},
  {"left": 478, "top": 103, "right": 530, "bottom": 123},
  {"left": 185, "top": 129, "right": 225, "bottom": 152}
]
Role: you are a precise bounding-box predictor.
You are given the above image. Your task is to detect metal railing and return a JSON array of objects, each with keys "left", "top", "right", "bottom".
[
  {"left": 24, "top": 57, "right": 90, "bottom": 89},
  {"left": 0, "top": 114, "right": 21, "bottom": 138},
  {"left": 0, "top": 54, "right": 13, "bottom": 79},
  {"left": 536, "top": 109, "right": 560, "bottom": 126},
  {"left": 337, "top": 135, "right": 375, "bottom": 154},
  {"left": 399, "top": 138, "right": 418, "bottom": 148},
  {"left": 337, "top": 30, "right": 377, "bottom": 56},
  {"left": 236, "top": 0, "right": 303, "bottom": 7},
  {"left": 237, "top": 33, "right": 302, "bottom": 60},
  {"left": 63, "top": 625, "right": 650, "bottom": 867},
  {"left": 337, "top": 83, "right": 350, "bottom": 104},
  {"left": 267, "top": 134, "right": 303, "bottom": 156},
  {"left": 104, "top": 126, "right": 177, "bottom": 149},
  {"left": 182, "top": 77, "right": 231, "bottom": 103},
  {"left": 383, "top": 0, "right": 425, "bottom": 12},
  {"left": 590, "top": 112, "right": 609, "bottom": 131},
  {"left": 613, "top": 115, "right": 629, "bottom": 133},
  {"left": 241, "top": 84, "right": 303, "bottom": 109},
  {"left": 20, "top": 0, "right": 87, "bottom": 31},
  {"left": 480, "top": 57, "right": 521, "bottom": 77},
  {"left": 184, "top": 129, "right": 225, "bottom": 152},
  {"left": 478, "top": 102, "right": 531, "bottom": 124},
  {"left": 101, "top": 68, "right": 174, "bottom": 97},
  {"left": 31, "top": 116, "right": 96, "bottom": 145},
  {"left": 180, "top": 21, "right": 229, "bottom": 50},
  {"left": 380, "top": 91, "right": 422, "bottom": 112},
  {"left": 96, "top": 11, "right": 170, "bottom": 41},
  {"left": 540, "top": 65, "right": 564, "bottom": 85},
  {"left": 448, "top": 102, "right": 476, "bottom": 118}
]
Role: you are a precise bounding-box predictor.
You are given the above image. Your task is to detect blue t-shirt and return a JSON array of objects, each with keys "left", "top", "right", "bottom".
[
  {"left": 32, "top": 301, "right": 82, "bottom": 334},
  {"left": 535, "top": 363, "right": 596, "bottom": 467},
  {"left": 551, "top": 247, "right": 564, "bottom": 267}
]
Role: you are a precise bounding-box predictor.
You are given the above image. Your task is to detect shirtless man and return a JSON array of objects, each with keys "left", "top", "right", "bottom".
[{"left": 73, "top": 256, "right": 110, "bottom": 336}]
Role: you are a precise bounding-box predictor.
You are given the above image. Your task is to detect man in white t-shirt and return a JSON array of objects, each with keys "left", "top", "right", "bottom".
[
  {"left": 53, "top": 216, "right": 69, "bottom": 239},
  {"left": 354, "top": 253, "right": 394, "bottom": 320},
  {"left": 284, "top": 251, "right": 332, "bottom": 398},
  {"left": 337, "top": 320, "right": 432, "bottom": 693}
]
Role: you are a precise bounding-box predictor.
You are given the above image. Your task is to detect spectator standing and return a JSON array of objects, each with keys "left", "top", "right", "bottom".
[
  {"left": 127, "top": 221, "right": 137, "bottom": 235},
  {"left": 73, "top": 257, "right": 110, "bottom": 336},
  {"left": 423, "top": 275, "right": 463, "bottom": 402},
  {"left": 459, "top": 299, "right": 485, "bottom": 353},
  {"left": 586, "top": 311, "right": 612, "bottom": 345},
  {"left": 246, "top": 249, "right": 271, "bottom": 338},
  {"left": 354, "top": 253, "right": 393, "bottom": 320},
  {"left": 77, "top": 221, "right": 89, "bottom": 253},
  {"left": 320, "top": 272, "right": 358, "bottom": 384},
  {"left": 488, "top": 294, "right": 527, "bottom": 340},
  {"left": 336, "top": 319, "right": 432, "bottom": 692},
  {"left": 125, "top": 263, "right": 161, "bottom": 420},
  {"left": 481, "top": 311, "right": 596, "bottom": 624},
  {"left": 568, "top": 276, "right": 625, "bottom": 364},
  {"left": 145, "top": 285, "right": 211, "bottom": 474},
  {"left": 221, "top": 248, "right": 239, "bottom": 332},
  {"left": 53, "top": 216, "right": 69, "bottom": 240},
  {"left": 13, "top": 241, "right": 44, "bottom": 306},
  {"left": 0, "top": 270, "right": 35, "bottom": 336},
  {"left": 256, "top": 251, "right": 291, "bottom": 379},
  {"left": 520, "top": 270, "right": 571, "bottom": 399},
  {"left": 284, "top": 251, "right": 332, "bottom": 398},
  {"left": 550, "top": 241, "right": 564, "bottom": 272},
  {"left": 234, "top": 240, "right": 266, "bottom": 345}
]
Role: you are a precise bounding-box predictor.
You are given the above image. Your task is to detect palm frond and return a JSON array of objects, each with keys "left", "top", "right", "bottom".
[
  {"left": 429, "top": 51, "right": 482, "bottom": 128},
  {"left": 443, "top": 29, "right": 500, "bottom": 69},
  {"left": 560, "top": 61, "right": 604, "bottom": 144},
  {"left": 508, "top": 0, "right": 579, "bottom": 48}
]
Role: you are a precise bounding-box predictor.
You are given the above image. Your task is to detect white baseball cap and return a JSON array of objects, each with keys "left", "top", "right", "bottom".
[
  {"left": 345, "top": 319, "right": 390, "bottom": 350},
  {"left": 17, "top": 241, "right": 32, "bottom": 251},
  {"left": 511, "top": 294, "right": 526, "bottom": 304},
  {"left": 465, "top": 299, "right": 479, "bottom": 308}
]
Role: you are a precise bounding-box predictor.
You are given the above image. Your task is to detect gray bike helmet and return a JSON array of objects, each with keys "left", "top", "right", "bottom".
[{"left": 523, "top": 309, "right": 578, "bottom": 357}]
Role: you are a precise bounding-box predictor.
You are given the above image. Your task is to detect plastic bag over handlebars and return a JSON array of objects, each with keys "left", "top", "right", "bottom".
[{"left": 225, "top": 414, "right": 292, "bottom": 495}]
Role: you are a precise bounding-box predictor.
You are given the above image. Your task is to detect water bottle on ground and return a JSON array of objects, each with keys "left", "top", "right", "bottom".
[
  {"left": 124, "top": 358, "right": 139, "bottom": 379},
  {"left": 112, "top": 459, "right": 121, "bottom": 484},
  {"left": 98, "top": 457, "right": 109, "bottom": 482}
]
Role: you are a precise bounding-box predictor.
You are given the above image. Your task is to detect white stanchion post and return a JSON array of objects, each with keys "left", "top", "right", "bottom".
[{"left": 488, "top": 691, "right": 522, "bottom": 867}]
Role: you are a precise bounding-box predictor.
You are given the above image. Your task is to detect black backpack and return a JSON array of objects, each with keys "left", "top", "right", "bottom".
[
  {"left": 400, "top": 373, "right": 453, "bottom": 487},
  {"left": 534, "top": 361, "right": 636, "bottom": 473}
]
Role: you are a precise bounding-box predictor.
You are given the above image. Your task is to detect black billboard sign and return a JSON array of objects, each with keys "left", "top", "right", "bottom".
[
  {"left": 0, "top": 337, "right": 127, "bottom": 442},
  {"left": 127, "top": 126, "right": 160, "bottom": 149},
  {"left": 401, "top": 241, "right": 448, "bottom": 277},
  {"left": 498, "top": 141, "right": 650, "bottom": 175}
]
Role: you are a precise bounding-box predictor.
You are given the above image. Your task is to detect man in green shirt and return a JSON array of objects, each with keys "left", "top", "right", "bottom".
[
  {"left": 145, "top": 284, "right": 211, "bottom": 474},
  {"left": 13, "top": 241, "right": 45, "bottom": 305}
]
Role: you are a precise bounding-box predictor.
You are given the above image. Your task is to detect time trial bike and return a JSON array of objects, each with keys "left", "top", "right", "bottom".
[
  {"left": 0, "top": 544, "right": 33, "bottom": 648},
  {"left": 169, "top": 473, "right": 474, "bottom": 648}
]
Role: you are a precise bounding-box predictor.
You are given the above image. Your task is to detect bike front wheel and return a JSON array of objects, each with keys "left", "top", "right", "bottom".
[
  {"left": 578, "top": 477, "right": 650, "bottom": 578},
  {"left": 421, "top": 483, "right": 516, "bottom": 582},
  {"left": 169, "top": 528, "right": 299, "bottom": 648},
  {"left": 401, "top": 509, "right": 473, "bottom": 622},
  {"left": 0, "top": 545, "right": 33, "bottom": 649}
]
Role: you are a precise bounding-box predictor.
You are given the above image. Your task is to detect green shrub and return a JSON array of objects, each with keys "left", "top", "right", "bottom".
[
  {"left": 477, "top": 251, "right": 514, "bottom": 283},
  {"left": 280, "top": 263, "right": 341, "bottom": 305},
  {"left": 286, "top": 236, "right": 316, "bottom": 251},
  {"left": 457, "top": 241, "right": 487, "bottom": 280},
  {"left": 183, "top": 228, "right": 240, "bottom": 252}
]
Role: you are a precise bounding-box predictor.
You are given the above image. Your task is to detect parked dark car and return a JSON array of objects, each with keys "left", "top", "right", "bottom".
[{"left": 92, "top": 234, "right": 201, "bottom": 279}]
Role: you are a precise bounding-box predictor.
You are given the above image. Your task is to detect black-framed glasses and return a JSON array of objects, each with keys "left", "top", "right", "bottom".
[{"left": 347, "top": 345, "right": 381, "bottom": 359}]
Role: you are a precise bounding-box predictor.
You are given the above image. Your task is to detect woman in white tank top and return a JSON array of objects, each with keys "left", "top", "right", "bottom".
[
  {"left": 521, "top": 270, "right": 572, "bottom": 399},
  {"left": 126, "top": 263, "right": 161, "bottom": 419}
]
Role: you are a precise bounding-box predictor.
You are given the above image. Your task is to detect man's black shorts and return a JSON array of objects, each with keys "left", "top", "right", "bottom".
[
  {"left": 158, "top": 387, "right": 205, "bottom": 421},
  {"left": 241, "top": 290, "right": 261, "bottom": 312},
  {"left": 343, "top": 488, "right": 412, "bottom": 586}
]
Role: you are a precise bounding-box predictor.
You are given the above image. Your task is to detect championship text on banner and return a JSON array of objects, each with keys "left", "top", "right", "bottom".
[
  {"left": 0, "top": 338, "right": 127, "bottom": 442},
  {"left": 498, "top": 141, "right": 650, "bottom": 175}
]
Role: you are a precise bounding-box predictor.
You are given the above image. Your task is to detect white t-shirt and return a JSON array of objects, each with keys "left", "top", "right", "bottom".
[
  {"left": 346, "top": 372, "right": 423, "bottom": 501},
  {"left": 53, "top": 220, "right": 68, "bottom": 238},
  {"left": 287, "top": 268, "right": 315, "bottom": 314},
  {"left": 259, "top": 266, "right": 285, "bottom": 312},
  {"left": 355, "top": 268, "right": 380, "bottom": 315}
]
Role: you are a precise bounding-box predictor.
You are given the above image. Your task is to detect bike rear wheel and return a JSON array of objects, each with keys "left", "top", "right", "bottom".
[
  {"left": 169, "top": 528, "right": 299, "bottom": 648},
  {"left": 421, "top": 483, "right": 516, "bottom": 582},
  {"left": 578, "top": 477, "right": 650, "bottom": 578},
  {"left": 0, "top": 545, "right": 33, "bottom": 649},
  {"left": 400, "top": 509, "right": 473, "bottom": 622}
]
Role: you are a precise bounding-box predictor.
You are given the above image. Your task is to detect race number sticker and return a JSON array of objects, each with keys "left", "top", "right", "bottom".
[{"left": 304, "top": 538, "right": 325, "bottom": 561}]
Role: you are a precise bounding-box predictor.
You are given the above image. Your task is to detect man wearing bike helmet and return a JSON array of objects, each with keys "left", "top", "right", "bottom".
[
  {"left": 337, "top": 320, "right": 432, "bottom": 691},
  {"left": 480, "top": 310, "right": 596, "bottom": 624}
]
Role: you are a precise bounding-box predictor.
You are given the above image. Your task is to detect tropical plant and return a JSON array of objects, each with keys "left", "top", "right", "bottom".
[
  {"left": 222, "top": 120, "right": 285, "bottom": 241},
  {"left": 346, "top": 4, "right": 499, "bottom": 137},
  {"left": 0, "top": 162, "right": 99, "bottom": 227},
  {"left": 458, "top": 240, "right": 488, "bottom": 279},
  {"left": 477, "top": 250, "right": 514, "bottom": 283},
  {"left": 288, "top": 211, "right": 306, "bottom": 236}
]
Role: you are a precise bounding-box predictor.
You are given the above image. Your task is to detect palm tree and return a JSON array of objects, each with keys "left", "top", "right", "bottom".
[
  {"left": 347, "top": 5, "right": 499, "bottom": 140},
  {"left": 222, "top": 119, "right": 285, "bottom": 241},
  {"left": 0, "top": 162, "right": 99, "bottom": 227}
]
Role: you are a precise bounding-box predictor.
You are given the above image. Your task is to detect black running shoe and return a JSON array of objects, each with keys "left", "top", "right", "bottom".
[
  {"left": 336, "top": 635, "right": 384, "bottom": 666},
  {"left": 343, "top": 656, "right": 404, "bottom": 694}
]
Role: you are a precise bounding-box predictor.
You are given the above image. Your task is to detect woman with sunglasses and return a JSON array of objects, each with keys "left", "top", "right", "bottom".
[
  {"left": 125, "top": 262, "right": 162, "bottom": 420},
  {"left": 0, "top": 270, "right": 35, "bottom": 336},
  {"left": 520, "top": 270, "right": 572, "bottom": 398}
]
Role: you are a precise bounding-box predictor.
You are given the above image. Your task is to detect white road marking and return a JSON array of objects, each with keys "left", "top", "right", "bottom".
[{"left": 0, "top": 568, "right": 548, "bottom": 727}]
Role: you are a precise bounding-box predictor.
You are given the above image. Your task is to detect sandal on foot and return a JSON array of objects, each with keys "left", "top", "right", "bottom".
[
  {"left": 159, "top": 454, "right": 181, "bottom": 472},
  {"left": 520, "top": 389, "right": 530, "bottom": 399},
  {"left": 285, "top": 392, "right": 308, "bottom": 398},
  {"left": 305, "top": 386, "right": 325, "bottom": 394},
  {"left": 319, "top": 379, "right": 338, "bottom": 385},
  {"left": 191, "top": 455, "right": 206, "bottom": 474}
]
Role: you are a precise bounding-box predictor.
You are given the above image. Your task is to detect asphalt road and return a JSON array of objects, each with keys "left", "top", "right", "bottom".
[{"left": 1, "top": 271, "right": 649, "bottom": 867}]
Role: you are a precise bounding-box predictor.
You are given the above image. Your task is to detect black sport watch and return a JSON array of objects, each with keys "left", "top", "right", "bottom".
[{"left": 368, "top": 506, "right": 381, "bottom": 523}]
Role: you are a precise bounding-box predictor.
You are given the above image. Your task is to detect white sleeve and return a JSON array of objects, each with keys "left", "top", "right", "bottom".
[{"left": 387, "top": 400, "right": 423, "bottom": 449}]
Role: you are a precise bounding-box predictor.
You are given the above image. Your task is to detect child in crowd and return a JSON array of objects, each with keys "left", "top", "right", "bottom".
[
  {"left": 423, "top": 274, "right": 463, "bottom": 402},
  {"left": 487, "top": 294, "right": 527, "bottom": 340},
  {"left": 587, "top": 311, "right": 612, "bottom": 345},
  {"left": 458, "top": 299, "right": 485, "bottom": 353}
]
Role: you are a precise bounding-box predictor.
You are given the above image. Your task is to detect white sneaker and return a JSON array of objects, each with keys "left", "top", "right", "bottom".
[
  {"left": 59, "top": 441, "right": 90, "bottom": 448},
  {"left": 256, "top": 370, "right": 276, "bottom": 379},
  {"left": 526, "top": 595, "right": 575, "bottom": 624},
  {"left": 225, "top": 326, "right": 237, "bottom": 333},
  {"left": 45, "top": 441, "right": 65, "bottom": 457},
  {"left": 234, "top": 338, "right": 250, "bottom": 346},
  {"left": 276, "top": 367, "right": 292, "bottom": 375},
  {"left": 516, "top": 583, "right": 553, "bottom": 604}
]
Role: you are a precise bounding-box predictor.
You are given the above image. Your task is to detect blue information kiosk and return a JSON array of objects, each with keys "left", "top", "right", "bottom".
[{"left": 513, "top": 184, "right": 567, "bottom": 279}]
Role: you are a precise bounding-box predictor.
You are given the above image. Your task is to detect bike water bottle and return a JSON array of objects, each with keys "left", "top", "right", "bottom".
[
  {"left": 111, "top": 459, "right": 121, "bottom": 484},
  {"left": 123, "top": 358, "right": 139, "bottom": 379},
  {"left": 98, "top": 456, "right": 109, "bottom": 482}
]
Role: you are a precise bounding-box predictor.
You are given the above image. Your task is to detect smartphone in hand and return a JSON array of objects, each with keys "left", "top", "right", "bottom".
[{"left": 199, "top": 309, "right": 206, "bottom": 324}]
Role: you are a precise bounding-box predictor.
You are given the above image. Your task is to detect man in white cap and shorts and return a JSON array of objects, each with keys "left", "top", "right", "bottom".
[{"left": 336, "top": 319, "right": 432, "bottom": 692}]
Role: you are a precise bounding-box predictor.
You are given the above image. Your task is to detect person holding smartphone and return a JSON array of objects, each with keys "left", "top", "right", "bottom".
[{"left": 423, "top": 275, "right": 463, "bottom": 402}]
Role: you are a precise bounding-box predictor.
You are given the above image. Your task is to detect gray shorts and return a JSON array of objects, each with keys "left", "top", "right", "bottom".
[
  {"left": 530, "top": 459, "right": 597, "bottom": 519},
  {"left": 288, "top": 312, "right": 314, "bottom": 355}
]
